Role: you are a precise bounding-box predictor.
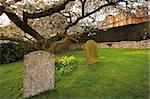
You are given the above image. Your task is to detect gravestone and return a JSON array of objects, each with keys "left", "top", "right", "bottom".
[
  {"left": 84, "top": 40, "right": 99, "bottom": 64},
  {"left": 23, "top": 51, "right": 55, "bottom": 98}
]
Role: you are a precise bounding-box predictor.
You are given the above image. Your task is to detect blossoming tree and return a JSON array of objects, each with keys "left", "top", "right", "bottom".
[{"left": 0, "top": 0, "right": 148, "bottom": 53}]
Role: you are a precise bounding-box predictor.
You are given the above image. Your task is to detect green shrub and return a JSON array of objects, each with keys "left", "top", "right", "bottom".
[
  {"left": 56, "top": 55, "right": 77, "bottom": 75},
  {"left": 0, "top": 42, "right": 33, "bottom": 64}
]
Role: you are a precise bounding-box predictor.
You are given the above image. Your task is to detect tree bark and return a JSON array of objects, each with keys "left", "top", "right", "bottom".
[{"left": 4, "top": 11, "right": 45, "bottom": 46}]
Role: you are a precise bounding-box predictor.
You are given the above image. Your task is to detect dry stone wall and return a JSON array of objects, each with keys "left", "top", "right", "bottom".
[{"left": 69, "top": 40, "right": 150, "bottom": 49}]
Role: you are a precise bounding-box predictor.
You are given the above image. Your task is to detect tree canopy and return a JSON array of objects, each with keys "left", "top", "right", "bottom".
[{"left": 0, "top": 0, "right": 148, "bottom": 53}]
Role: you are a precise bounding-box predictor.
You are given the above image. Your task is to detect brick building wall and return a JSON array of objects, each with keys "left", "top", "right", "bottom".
[{"left": 99, "top": 7, "right": 149, "bottom": 29}]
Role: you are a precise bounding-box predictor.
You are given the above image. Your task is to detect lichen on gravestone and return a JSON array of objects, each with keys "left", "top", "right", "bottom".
[
  {"left": 84, "top": 40, "right": 99, "bottom": 64},
  {"left": 23, "top": 51, "right": 55, "bottom": 98}
]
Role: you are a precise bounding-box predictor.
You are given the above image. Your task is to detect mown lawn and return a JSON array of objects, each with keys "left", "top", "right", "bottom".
[{"left": 0, "top": 48, "right": 149, "bottom": 99}]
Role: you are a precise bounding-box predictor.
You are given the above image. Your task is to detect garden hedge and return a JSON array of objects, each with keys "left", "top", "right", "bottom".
[{"left": 0, "top": 42, "right": 33, "bottom": 64}]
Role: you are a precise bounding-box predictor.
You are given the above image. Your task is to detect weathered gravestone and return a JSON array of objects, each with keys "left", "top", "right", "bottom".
[
  {"left": 23, "top": 51, "right": 55, "bottom": 98},
  {"left": 84, "top": 40, "right": 99, "bottom": 64}
]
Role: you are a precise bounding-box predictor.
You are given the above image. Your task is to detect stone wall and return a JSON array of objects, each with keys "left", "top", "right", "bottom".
[
  {"left": 99, "top": 40, "right": 150, "bottom": 49},
  {"left": 69, "top": 40, "right": 150, "bottom": 49}
]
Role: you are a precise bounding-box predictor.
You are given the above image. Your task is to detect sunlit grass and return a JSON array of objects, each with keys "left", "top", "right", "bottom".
[{"left": 0, "top": 48, "right": 149, "bottom": 99}]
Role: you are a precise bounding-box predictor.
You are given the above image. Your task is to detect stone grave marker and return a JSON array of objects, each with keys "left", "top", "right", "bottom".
[
  {"left": 84, "top": 40, "right": 99, "bottom": 64},
  {"left": 23, "top": 51, "right": 55, "bottom": 98}
]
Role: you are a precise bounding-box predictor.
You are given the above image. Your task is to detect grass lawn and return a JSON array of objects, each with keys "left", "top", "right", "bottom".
[{"left": 0, "top": 48, "right": 149, "bottom": 99}]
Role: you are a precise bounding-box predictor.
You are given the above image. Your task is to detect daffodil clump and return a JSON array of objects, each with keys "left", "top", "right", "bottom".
[{"left": 56, "top": 55, "right": 77, "bottom": 75}]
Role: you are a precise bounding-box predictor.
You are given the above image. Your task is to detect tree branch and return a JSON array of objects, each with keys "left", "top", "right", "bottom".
[
  {"left": 0, "top": 6, "right": 5, "bottom": 15},
  {"left": 0, "top": 0, "right": 21, "bottom": 15},
  {"left": 65, "top": 0, "right": 122, "bottom": 32},
  {"left": 4, "top": 11, "right": 45, "bottom": 44},
  {"left": 23, "top": 0, "right": 75, "bottom": 19},
  {"left": 59, "top": 12, "right": 73, "bottom": 23},
  {"left": 51, "top": 35, "right": 69, "bottom": 53},
  {"left": 80, "top": 0, "right": 86, "bottom": 16}
]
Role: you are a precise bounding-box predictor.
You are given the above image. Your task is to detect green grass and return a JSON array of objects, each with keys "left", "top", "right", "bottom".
[{"left": 0, "top": 48, "right": 149, "bottom": 99}]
